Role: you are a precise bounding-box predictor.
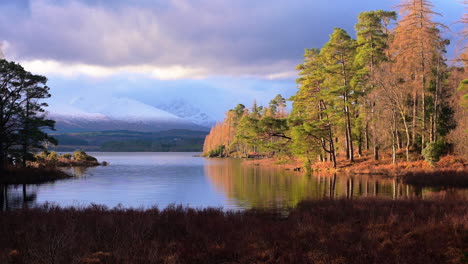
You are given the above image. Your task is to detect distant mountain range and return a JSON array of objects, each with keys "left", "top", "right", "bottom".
[
  {"left": 44, "top": 96, "right": 214, "bottom": 151},
  {"left": 156, "top": 99, "right": 216, "bottom": 128},
  {"left": 50, "top": 113, "right": 208, "bottom": 133},
  {"left": 48, "top": 96, "right": 215, "bottom": 133}
]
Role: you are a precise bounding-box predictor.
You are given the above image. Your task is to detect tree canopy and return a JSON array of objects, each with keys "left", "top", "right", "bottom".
[
  {"left": 0, "top": 59, "right": 56, "bottom": 172},
  {"left": 202, "top": 0, "right": 467, "bottom": 166}
]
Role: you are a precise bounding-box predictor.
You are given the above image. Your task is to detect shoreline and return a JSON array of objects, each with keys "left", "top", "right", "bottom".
[
  {"left": 1, "top": 152, "right": 106, "bottom": 185},
  {"left": 243, "top": 154, "right": 467, "bottom": 174},
  {"left": 0, "top": 167, "right": 72, "bottom": 185},
  {"left": 243, "top": 154, "right": 468, "bottom": 187}
]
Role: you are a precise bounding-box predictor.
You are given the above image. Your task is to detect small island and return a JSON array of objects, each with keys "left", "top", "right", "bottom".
[
  {"left": 1, "top": 151, "right": 104, "bottom": 185},
  {"left": 33, "top": 150, "right": 103, "bottom": 168}
]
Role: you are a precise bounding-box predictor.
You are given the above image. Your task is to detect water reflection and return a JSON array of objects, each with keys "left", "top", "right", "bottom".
[
  {"left": 205, "top": 158, "right": 468, "bottom": 209},
  {"left": 0, "top": 184, "right": 37, "bottom": 211},
  {"left": 55, "top": 166, "right": 89, "bottom": 177},
  {"left": 70, "top": 166, "right": 89, "bottom": 177},
  {"left": 1, "top": 154, "right": 467, "bottom": 210},
  {"left": 0, "top": 166, "right": 91, "bottom": 211}
]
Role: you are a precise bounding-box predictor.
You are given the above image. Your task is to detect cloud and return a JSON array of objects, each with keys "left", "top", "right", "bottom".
[
  {"left": 1, "top": 0, "right": 463, "bottom": 79},
  {"left": 19, "top": 59, "right": 298, "bottom": 80},
  {"left": 0, "top": 0, "right": 463, "bottom": 122},
  {"left": 20, "top": 60, "right": 208, "bottom": 80},
  {"left": 0, "top": 0, "right": 418, "bottom": 79}
]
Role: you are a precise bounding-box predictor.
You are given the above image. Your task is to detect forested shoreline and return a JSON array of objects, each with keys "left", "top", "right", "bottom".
[{"left": 203, "top": 1, "right": 468, "bottom": 171}]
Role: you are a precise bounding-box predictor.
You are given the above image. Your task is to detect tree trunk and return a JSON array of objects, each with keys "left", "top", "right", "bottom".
[
  {"left": 22, "top": 99, "right": 30, "bottom": 168},
  {"left": 0, "top": 185, "right": 4, "bottom": 211},
  {"left": 421, "top": 82, "right": 426, "bottom": 149},
  {"left": 4, "top": 185, "right": 8, "bottom": 211},
  {"left": 397, "top": 131, "right": 403, "bottom": 149},
  {"left": 364, "top": 122, "right": 369, "bottom": 150},
  {"left": 371, "top": 102, "right": 378, "bottom": 160},
  {"left": 345, "top": 118, "right": 350, "bottom": 159},
  {"left": 419, "top": 0, "right": 427, "bottom": 150},
  {"left": 328, "top": 123, "right": 336, "bottom": 168},
  {"left": 321, "top": 100, "right": 337, "bottom": 168},
  {"left": 402, "top": 115, "right": 411, "bottom": 162},
  {"left": 411, "top": 90, "right": 417, "bottom": 147},
  {"left": 341, "top": 58, "right": 354, "bottom": 162},
  {"left": 328, "top": 125, "right": 337, "bottom": 169},
  {"left": 433, "top": 59, "right": 440, "bottom": 143},
  {"left": 429, "top": 115, "right": 434, "bottom": 144},
  {"left": 345, "top": 100, "right": 354, "bottom": 162},
  {"left": 22, "top": 184, "right": 27, "bottom": 208},
  {"left": 358, "top": 132, "right": 363, "bottom": 157},
  {"left": 0, "top": 145, "right": 5, "bottom": 174},
  {"left": 392, "top": 109, "right": 398, "bottom": 165}
]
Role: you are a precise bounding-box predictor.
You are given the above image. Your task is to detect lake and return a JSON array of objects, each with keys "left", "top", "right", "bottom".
[{"left": 1, "top": 152, "right": 467, "bottom": 210}]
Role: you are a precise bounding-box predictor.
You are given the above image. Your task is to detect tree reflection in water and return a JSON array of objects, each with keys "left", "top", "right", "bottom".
[
  {"left": 0, "top": 167, "right": 90, "bottom": 211},
  {"left": 0, "top": 184, "right": 37, "bottom": 211},
  {"left": 1, "top": 159, "right": 467, "bottom": 210},
  {"left": 204, "top": 158, "right": 468, "bottom": 209}
]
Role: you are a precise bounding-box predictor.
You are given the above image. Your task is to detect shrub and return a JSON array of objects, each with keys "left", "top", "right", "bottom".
[
  {"left": 73, "top": 151, "right": 98, "bottom": 163},
  {"left": 34, "top": 151, "right": 49, "bottom": 162},
  {"left": 422, "top": 141, "right": 445, "bottom": 164},
  {"left": 207, "top": 145, "right": 225, "bottom": 157},
  {"left": 47, "top": 151, "right": 58, "bottom": 162},
  {"left": 73, "top": 151, "right": 88, "bottom": 161},
  {"left": 62, "top": 153, "right": 72, "bottom": 160}
]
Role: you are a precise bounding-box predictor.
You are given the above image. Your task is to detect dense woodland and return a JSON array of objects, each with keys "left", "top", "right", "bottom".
[{"left": 203, "top": 0, "right": 468, "bottom": 168}]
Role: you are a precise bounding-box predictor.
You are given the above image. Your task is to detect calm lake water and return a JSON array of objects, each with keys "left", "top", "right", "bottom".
[{"left": 2, "top": 152, "right": 467, "bottom": 210}]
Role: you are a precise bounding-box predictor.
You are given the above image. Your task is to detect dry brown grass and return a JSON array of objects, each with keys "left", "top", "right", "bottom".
[
  {"left": 0, "top": 199, "right": 467, "bottom": 264},
  {"left": 249, "top": 153, "right": 468, "bottom": 179}
]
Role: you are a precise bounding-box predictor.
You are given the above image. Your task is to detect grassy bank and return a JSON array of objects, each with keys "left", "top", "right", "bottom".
[
  {"left": 245, "top": 155, "right": 468, "bottom": 186},
  {"left": 246, "top": 154, "right": 467, "bottom": 174},
  {"left": 0, "top": 199, "right": 467, "bottom": 264},
  {"left": 0, "top": 168, "right": 72, "bottom": 185}
]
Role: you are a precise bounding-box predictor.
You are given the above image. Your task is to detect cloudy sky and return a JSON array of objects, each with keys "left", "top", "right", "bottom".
[{"left": 0, "top": 0, "right": 464, "bottom": 121}]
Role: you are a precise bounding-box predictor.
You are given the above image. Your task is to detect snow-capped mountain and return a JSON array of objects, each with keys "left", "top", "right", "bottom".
[
  {"left": 156, "top": 99, "right": 216, "bottom": 128},
  {"left": 48, "top": 97, "right": 209, "bottom": 133}
]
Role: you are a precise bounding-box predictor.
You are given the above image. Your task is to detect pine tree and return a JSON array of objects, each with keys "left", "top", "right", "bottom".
[
  {"left": 0, "top": 60, "right": 56, "bottom": 172},
  {"left": 19, "top": 72, "right": 56, "bottom": 167},
  {"left": 320, "top": 28, "right": 357, "bottom": 162},
  {"left": 354, "top": 10, "right": 397, "bottom": 160},
  {"left": 292, "top": 48, "right": 337, "bottom": 167},
  {"left": 272, "top": 94, "right": 287, "bottom": 118}
]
